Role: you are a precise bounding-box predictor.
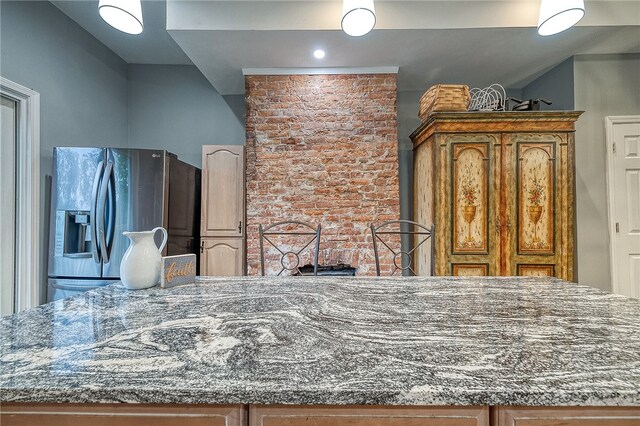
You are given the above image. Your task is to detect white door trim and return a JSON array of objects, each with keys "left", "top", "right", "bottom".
[
  {"left": 0, "top": 77, "right": 41, "bottom": 312},
  {"left": 605, "top": 115, "right": 640, "bottom": 296}
]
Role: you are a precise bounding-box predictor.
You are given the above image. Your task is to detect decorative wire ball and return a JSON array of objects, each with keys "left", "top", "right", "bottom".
[{"left": 468, "top": 84, "right": 507, "bottom": 111}]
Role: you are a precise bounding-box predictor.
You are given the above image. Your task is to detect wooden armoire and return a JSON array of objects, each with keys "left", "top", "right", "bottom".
[{"left": 411, "top": 111, "right": 582, "bottom": 280}]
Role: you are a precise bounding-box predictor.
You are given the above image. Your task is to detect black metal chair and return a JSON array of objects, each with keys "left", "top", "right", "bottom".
[
  {"left": 370, "top": 220, "right": 435, "bottom": 276},
  {"left": 259, "top": 221, "right": 321, "bottom": 276}
]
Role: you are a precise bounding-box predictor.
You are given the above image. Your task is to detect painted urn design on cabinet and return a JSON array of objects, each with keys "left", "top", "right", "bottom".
[
  {"left": 459, "top": 164, "right": 480, "bottom": 248},
  {"left": 453, "top": 145, "right": 488, "bottom": 254},
  {"left": 519, "top": 145, "right": 554, "bottom": 253}
]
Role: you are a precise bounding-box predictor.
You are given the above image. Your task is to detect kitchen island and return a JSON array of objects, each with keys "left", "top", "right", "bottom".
[{"left": 1, "top": 276, "right": 639, "bottom": 425}]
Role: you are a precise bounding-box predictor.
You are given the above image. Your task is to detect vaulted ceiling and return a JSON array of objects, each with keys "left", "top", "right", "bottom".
[{"left": 52, "top": 0, "right": 640, "bottom": 95}]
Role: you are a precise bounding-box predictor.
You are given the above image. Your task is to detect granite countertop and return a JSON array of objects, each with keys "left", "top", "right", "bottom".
[{"left": 1, "top": 276, "right": 639, "bottom": 406}]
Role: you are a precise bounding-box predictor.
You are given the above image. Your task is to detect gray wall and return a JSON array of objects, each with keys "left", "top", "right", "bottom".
[
  {"left": 573, "top": 53, "right": 640, "bottom": 291},
  {"left": 397, "top": 90, "right": 424, "bottom": 222},
  {"left": 0, "top": 1, "right": 129, "bottom": 302},
  {"left": 521, "top": 57, "right": 574, "bottom": 111},
  {"left": 128, "top": 64, "right": 245, "bottom": 167}
]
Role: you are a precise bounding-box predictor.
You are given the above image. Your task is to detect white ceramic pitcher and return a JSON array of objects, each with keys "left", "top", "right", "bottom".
[{"left": 120, "top": 227, "right": 168, "bottom": 290}]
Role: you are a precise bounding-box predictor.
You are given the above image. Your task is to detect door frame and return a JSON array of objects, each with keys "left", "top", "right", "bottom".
[
  {"left": 605, "top": 115, "right": 640, "bottom": 296},
  {"left": 0, "top": 77, "right": 41, "bottom": 312}
]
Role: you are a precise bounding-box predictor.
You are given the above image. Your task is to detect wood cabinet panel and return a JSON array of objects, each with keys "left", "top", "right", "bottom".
[
  {"left": 200, "top": 237, "right": 244, "bottom": 276},
  {"left": 200, "top": 145, "right": 245, "bottom": 276},
  {"left": 517, "top": 141, "right": 555, "bottom": 255},
  {"left": 440, "top": 134, "right": 500, "bottom": 276},
  {"left": 0, "top": 403, "right": 245, "bottom": 426},
  {"left": 250, "top": 405, "right": 489, "bottom": 426},
  {"left": 411, "top": 112, "right": 581, "bottom": 280},
  {"left": 201, "top": 145, "right": 245, "bottom": 238},
  {"left": 452, "top": 141, "right": 490, "bottom": 254},
  {"left": 496, "top": 406, "right": 640, "bottom": 426},
  {"left": 517, "top": 264, "right": 555, "bottom": 277},
  {"left": 452, "top": 263, "right": 489, "bottom": 276},
  {"left": 413, "top": 137, "right": 435, "bottom": 276}
]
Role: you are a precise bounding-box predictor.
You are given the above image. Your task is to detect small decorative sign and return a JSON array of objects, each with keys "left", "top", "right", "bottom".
[{"left": 161, "top": 254, "right": 196, "bottom": 288}]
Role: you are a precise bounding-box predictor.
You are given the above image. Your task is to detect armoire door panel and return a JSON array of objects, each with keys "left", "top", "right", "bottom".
[
  {"left": 452, "top": 142, "right": 490, "bottom": 254},
  {"left": 452, "top": 263, "right": 489, "bottom": 276},
  {"left": 201, "top": 146, "right": 245, "bottom": 238},
  {"left": 517, "top": 142, "right": 556, "bottom": 255},
  {"left": 517, "top": 264, "right": 555, "bottom": 277},
  {"left": 506, "top": 133, "right": 567, "bottom": 279},
  {"left": 442, "top": 134, "right": 500, "bottom": 276}
]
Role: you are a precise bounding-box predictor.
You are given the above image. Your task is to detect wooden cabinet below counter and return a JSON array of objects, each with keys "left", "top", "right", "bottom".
[
  {"left": 251, "top": 405, "right": 489, "bottom": 426},
  {"left": 411, "top": 111, "right": 582, "bottom": 280},
  {"left": 3, "top": 404, "right": 639, "bottom": 426},
  {"left": 0, "top": 404, "right": 246, "bottom": 426}
]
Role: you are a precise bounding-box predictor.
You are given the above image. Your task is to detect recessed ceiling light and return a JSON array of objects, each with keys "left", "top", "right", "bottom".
[{"left": 313, "top": 49, "right": 326, "bottom": 59}]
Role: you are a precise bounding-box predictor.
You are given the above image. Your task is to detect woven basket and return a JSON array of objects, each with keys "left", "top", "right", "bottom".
[{"left": 419, "top": 84, "right": 471, "bottom": 120}]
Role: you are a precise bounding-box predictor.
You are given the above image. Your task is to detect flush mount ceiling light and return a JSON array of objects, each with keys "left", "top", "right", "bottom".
[
  {"left": 537, "top": 0, "right": 585, "bottom": 36},
  {"left": 98, "top": 0, "right": 144, "bottom": 35},
  {"left": 313, "top": 49, "right": 326, "bottom": 59},
  {"left": 341, "top": 0, "right": 376, "bottom": 37}
]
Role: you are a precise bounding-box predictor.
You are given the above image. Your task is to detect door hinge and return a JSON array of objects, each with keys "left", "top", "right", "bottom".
[{"left": 616, "top": 222, "right": 620, "bottom": 233}]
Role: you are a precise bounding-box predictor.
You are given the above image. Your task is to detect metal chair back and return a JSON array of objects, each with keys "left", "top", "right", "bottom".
[
  {"left": 259, "top": 221, "right": 321, "bottom": 276},
  {"left": 370, "top": 220, "right": 435, "bottom": 276}
]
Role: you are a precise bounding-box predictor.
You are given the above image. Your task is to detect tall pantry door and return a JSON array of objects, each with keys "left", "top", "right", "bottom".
[
  {"left": 200, "top": 145, "right": 245, "bottom": 276},
  {"left": 608, "top": 117, "right": 640, "bottom": 299}
]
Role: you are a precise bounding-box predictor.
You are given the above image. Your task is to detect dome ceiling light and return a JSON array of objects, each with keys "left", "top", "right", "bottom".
[
  {"left": 98, "top": 0, "right": 144, "bottom": 35},
  {"left": 341, "top": 0, "right": 376, "bottom": 37},
  {"left": 537, "top": 0, "right": 585, "bottom": 36}
]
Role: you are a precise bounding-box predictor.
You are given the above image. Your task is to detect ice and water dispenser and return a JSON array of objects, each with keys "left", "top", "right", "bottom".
[{"left": 53, "top": 210, "right": 93, "bottom": 258}]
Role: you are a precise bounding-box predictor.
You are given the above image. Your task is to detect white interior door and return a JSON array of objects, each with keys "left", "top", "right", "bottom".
[
  {"left": 607, "top": 116, "right": 640, "bottom": 299},
  {"left": 0, "top": 95, "right": 17, "bottom": 316}
]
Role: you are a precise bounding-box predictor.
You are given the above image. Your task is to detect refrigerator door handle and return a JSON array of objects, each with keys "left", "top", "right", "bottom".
[
  {"left": 105, "top": 163, "right": 116, "bottom": 261},
  {"left": 90, "top": 160, "right": 105, "bottom": 263},
  {"left": 97, "top": 161, "right": 113, "bottom": 264}
]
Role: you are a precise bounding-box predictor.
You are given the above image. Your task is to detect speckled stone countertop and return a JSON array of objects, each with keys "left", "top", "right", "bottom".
[{"left": 1, "top": 276, "right": 639, "bottom": 406}]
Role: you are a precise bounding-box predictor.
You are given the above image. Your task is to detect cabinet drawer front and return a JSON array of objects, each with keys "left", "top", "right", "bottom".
[
  {"left": 1, "top": 404, "right": 245, "bottom": 426},
  {"left": 251, "top": 405, "right": 489, "bottom": 426},
  {"left": 498, "top": 406, "right": 640, "bottom": 426}
]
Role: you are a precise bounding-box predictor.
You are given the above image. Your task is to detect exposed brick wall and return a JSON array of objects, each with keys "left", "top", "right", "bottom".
[{"left": 245, "top": 74, "right": 400, "bottom": 275}]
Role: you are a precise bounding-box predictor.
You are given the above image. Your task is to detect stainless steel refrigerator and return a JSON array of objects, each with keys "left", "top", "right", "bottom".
[{"left": 47, "top": 147, "right": 201, "bottom": 302}]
